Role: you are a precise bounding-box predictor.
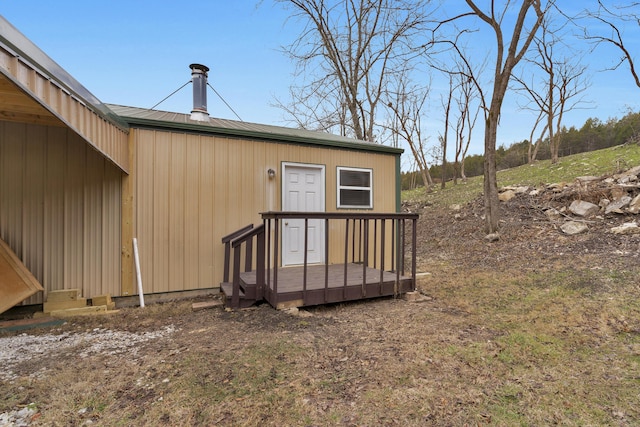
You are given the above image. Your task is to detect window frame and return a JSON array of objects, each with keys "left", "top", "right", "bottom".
[{"left": 336, "top": 166, "right": 373, "bottom": 209}]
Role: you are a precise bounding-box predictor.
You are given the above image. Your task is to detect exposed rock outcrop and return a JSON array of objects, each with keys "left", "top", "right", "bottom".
[{"left": 497, "top": 165, "right": 640, "bottom": 237}]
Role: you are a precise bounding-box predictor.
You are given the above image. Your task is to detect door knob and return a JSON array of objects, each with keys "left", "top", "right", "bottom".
[{"left": 285, "top": 222, "right": 289, "bottom": 226}]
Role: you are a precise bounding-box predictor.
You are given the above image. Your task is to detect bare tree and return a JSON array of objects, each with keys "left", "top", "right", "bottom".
[
  {"left": 448, "top": 0, "right": 548, "bottom": 234},
  {"left": 276, "top": 0, "right": 428, "bottom": 142},
  {"left": 439, "top": 75, "right": 454, "bottom": 189},
  {"left": 515, "top": 17, "right": 590, "bottom": 164},
  {"left": 428, "top": 39, "right": 484, "bottom": 185},
  {"left": 583, "top": 1, "right": 640, "bottom": 89},
  {"left": 524, "top": 109, "right": 549, "bottom": 163},
  {"left": 548, "top": 60, "right": 589, "bottom": 162},
  {"left": 385, "top": 72, "right": 434, "bottom": 192},
  {"left": 453, "top": 71, "right": 480, "bottom": 183}
]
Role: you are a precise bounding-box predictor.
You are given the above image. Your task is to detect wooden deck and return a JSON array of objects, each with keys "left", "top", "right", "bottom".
[
  {"left": 221, "top": 212, "right": 418, "bottom": 309},
  {"left": 240, "top": 263, "right": 414, "bottom": 309}
]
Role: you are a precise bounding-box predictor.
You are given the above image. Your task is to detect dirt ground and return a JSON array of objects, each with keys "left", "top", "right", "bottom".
[
  {"left": 1, "top": 180, "right": 640, "bottom": 425},
  {"left": 413, "top": 188, "right": 640, "bottom": 273}
]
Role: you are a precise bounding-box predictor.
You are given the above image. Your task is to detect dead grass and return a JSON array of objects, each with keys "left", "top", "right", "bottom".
[
  {"left": 2, "top": 263, "right": 639, "bottom": 426},
  {"left": 417, "top": 265, "right": 640, "bottom": 425}
]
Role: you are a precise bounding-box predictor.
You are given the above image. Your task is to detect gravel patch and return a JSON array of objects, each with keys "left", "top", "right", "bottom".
[
  {"left": 0, "top": 404, "right": 37, "bottom": 427},
  {"left": 0, "top": 325, "right": 176, "bottom": 382}
]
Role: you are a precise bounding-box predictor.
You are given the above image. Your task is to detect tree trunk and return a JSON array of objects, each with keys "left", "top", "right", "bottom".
[
  {"left": 531, "top": 139, "right": 541, "bottom": 163},
  {"left": 420, "top": 168, "right": 433, "bottom": 193},
  {"left": 453, "top": 160, "right": 459, "bottom": 185},
  {"left": 463, "top": 0, "right": 545, "bottom": 234},
  {"left": 461, "top": 156, "right": 468, "bottom": 183},
  {"left": 441, "top": 156, "right": 447, "bottom": 189},
  {"left": 550, "top": 134, "right": 559, "bottom": 163},
  {"left": 483, "top": 110, "right": 500, "bottom": 234}
]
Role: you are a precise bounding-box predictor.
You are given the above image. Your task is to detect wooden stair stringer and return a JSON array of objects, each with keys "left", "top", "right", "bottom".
[{"left": 220, "top": 281, "right": 258, "bottom": 309}]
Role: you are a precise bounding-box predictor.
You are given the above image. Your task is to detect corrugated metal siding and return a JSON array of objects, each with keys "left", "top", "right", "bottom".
[
  {"left": 0, "top": 44, "right": 130, "bottom": 172},
  {"left": 132, "top": 128, "right": 398, "bottom": 293},
  {"left": 0, "top": 120, "right": 122, "bottom": 303}
]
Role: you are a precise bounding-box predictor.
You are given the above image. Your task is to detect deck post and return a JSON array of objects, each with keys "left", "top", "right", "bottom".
[
  {"left": 324, "top": 218, "right": 329, "bottom": 303},
  {"left": 373, "top": 220, "right": 378, "bottom": 269},
  {"left": 412, "top": 217, "right": 417, "bottom": 291},
  {"left": 303, "top": 218, "right": 309, "bottom": 304},
  {"left": 266, "top": 218, "right": 271, "bottom": 295},
  {"left": 391, "top": 219, "right": 396, "bottom": 273},
  {"left": 343, "top": 218, "right": 349, "bottom": 299},
  {"left": 245, "top": 238, "right": 253, "bottom": 272},
  {"left": 358, "top": 219, "right": 363, "bottom": 263},
  {"left": 232, "top": 245, "right": 241, "bottom": 308},
  {"left": 395, "top": 219, "right": 401, "bottom": 295},
  {"left": 380, "top": 219, "right": 385, "bottom": 292},
  {"left": 401, "top": 220, "right": 406, "bottom": 276},
  {"left": 223, "top": 241, "right": 231, "bottom": 284},
  {"left": 362, "top": 219, "right": 369, "bottom": 297},
  {"left": 256, "top": 229, "right": 265, "bottom": 299},
  {"left": 273, "top": 218, "right": 279, "bottom": 307},
  {"left": 350, "top": 218, "right": 355, "bottom": 263}
]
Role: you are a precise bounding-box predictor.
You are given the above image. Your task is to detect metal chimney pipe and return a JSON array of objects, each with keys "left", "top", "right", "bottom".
[{"left": 189, "top": 63, "right": 210, "bottom": 121}]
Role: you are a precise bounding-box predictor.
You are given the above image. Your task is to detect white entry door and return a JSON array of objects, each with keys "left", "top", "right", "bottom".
[{"left": 282, "top": 164, "right": 325, "bottom": 266}]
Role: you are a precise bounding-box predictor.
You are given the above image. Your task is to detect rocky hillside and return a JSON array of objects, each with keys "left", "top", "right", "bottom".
[
  {"left": 413, "top": 164, "right": 640, "bottom": 273},
  {"left": 498, "top": 165, "right": 640, "bottom": 236}
]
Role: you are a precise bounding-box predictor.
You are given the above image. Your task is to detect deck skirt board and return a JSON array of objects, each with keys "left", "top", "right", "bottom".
[
  {"left": 239, "top": 263, "right": 412, "bottom": 308},
  {"left": 243, "top": 263, "right": 406, "bottom": 291}
]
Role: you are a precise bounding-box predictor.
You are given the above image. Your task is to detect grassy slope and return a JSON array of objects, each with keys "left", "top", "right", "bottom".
[{"left": 404, "top": 143, "right": 640, "bottom": 207}]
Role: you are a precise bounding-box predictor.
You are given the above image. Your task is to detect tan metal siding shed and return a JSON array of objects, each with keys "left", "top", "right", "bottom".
[{"left": 128, "top": 126, "right": 399, "bottom": 294}]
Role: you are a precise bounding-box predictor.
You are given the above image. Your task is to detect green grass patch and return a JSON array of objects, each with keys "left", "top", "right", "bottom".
[
  {"left": 178, "top": 339, "right": 303, "bottom": 403},
  {"left": 404, "top": 144, "right": 640, "bottom": 208},
  {"left": 496, "top": 331, "right": 563, "bottom": 365}
]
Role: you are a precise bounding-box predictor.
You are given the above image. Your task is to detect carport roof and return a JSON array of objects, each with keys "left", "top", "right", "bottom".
[
  {"left": 0, "top": 16, "right": 131, "bottom": 172},
  {"left": 0, "top": 16, "right": 127, "bottom": 131}
]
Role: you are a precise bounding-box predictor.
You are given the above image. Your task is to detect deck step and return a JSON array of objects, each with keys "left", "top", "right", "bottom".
[{"left": 220, "top": 282, "right": 257, "bottom": 309}]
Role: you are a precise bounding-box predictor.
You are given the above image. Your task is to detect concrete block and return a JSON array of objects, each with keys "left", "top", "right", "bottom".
[{"left": 403, "top": 291, "right": 432, "bottom": 303}]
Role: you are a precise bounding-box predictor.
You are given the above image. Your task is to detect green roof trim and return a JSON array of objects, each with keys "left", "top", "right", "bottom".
[
  {"left": 396, "top": 155, "right": 401, "bottom": 213},
  {"left": 108, "top": 104, "right": 403, "bottom": 155}
]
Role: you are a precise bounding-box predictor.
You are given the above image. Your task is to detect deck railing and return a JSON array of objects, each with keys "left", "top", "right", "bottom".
[
  {"left": 221, "top": 224, "right": 254, "bottom": 284},
  {"left": 261, "top": 212, "right": 419, "bottom": 308},
  {"left": 222, "top": 212, "right": 419, "bottom": 309},
  {"left": 224, "top": 224, "right": 265, "bottom": 308}
]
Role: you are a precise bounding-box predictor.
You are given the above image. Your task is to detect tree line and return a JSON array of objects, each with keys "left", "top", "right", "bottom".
[{"left": 402, "top": 110, "right": 640, "bottom": 191}]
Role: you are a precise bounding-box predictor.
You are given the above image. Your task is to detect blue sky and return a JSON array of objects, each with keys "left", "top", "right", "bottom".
[
  {"left": 1, "top": 1, "right": 295, "bottom": 124},
  {"left": 2, "top": 1, "right": 639, "bottom": 165}
]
